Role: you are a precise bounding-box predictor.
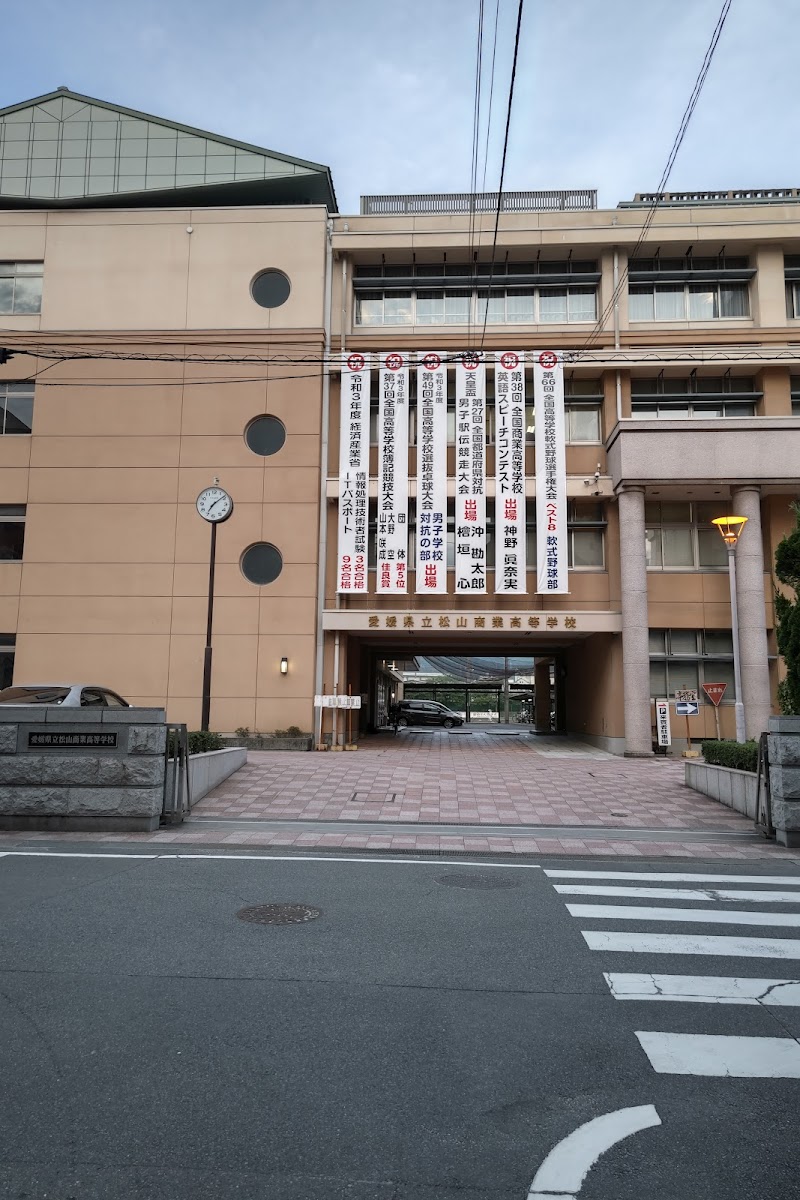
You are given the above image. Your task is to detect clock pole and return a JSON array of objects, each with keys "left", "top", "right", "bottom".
[{"left": 200, "top": 518, "right": 218, "bottom": 732}]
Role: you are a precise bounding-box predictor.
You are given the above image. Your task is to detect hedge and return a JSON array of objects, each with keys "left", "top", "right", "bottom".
[
  {"left": 168, "top": 730, "right": 225, "bottom": 756},
  {"left": 701, "top": 739, "right": 759, "bottom": 773}
]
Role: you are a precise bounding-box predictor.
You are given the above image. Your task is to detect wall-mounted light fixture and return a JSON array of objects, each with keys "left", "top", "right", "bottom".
[{"left": 280, "top": 656, "right": 289, "bottom": 676}]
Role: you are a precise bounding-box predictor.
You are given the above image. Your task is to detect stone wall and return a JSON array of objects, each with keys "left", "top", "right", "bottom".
[
  {"left": 684, "top": 760, "right": 758, "bottom": 819},
  {"left": 0, "top": 707, "right": 167, "bottom": 832},
  {"left": 768, "top": 716, "right": 800, "bottom": 847}
]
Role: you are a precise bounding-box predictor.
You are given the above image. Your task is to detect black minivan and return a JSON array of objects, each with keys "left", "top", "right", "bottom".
[{"left": 389, "top": 699, "right": 464, "bottom": 729}]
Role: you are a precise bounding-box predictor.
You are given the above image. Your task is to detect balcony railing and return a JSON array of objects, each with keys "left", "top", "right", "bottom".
[
  {"left": 360, "top": 190, "right": 597, "bottom": 215},
  {"left": 620, "top": 188, "right": 800, "bottom": 207}
]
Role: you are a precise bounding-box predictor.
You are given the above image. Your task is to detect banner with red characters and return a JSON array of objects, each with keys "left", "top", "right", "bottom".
[
  {"left": 454, "top": 353, "right": 487, "bottom": 594},
  {"left": 494, "top": 351, "right": 527, "bottom": 594},
  {"left": 533, "top": 350, "right": 568, "bottom": 594}
]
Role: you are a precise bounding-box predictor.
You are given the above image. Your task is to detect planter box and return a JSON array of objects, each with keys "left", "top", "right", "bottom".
[
  {"left": 188, "top": 747, "right": 247, "bottom": 803},
  {"left": 685, "top": 760, "right": 757, "bottom": 819},
  {"left": 221, "top": 736, "right": 312, "bottom": 753}
]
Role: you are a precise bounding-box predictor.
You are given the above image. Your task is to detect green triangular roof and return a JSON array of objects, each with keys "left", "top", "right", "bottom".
[{"left": 0, "top": 88, "right": 337, "bottom": 211}]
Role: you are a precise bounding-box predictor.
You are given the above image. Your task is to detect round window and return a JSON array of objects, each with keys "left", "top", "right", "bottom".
[
  {"left": 241, "top": 542, "right": 283, "bottom": 586},
  {"left": 245, "top": 415, "right": 286, "bottom": 457},
  {"left": 251, "top": 269, "right": 291, "bottom": 309}
]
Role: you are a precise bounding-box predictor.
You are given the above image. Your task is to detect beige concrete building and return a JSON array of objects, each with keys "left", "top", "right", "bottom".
[{"left": 0, "top": 89, "right": 797, "bottom": 753}]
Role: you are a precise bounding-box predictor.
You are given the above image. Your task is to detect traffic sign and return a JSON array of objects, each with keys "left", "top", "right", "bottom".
[
  {"left": 676, "top": 701, "right": 699, "bottom": 717},
  {"left": 674, "top": 688, "right": 698, "bottom": 705},
  {"left": 702, "top": 682, "right": 728, "bottom": 707}
]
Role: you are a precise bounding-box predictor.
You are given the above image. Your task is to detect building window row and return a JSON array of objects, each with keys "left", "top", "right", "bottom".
[
  {"left": 649, "top": 628, "right": 735, "bottom": 700},
  {"left": 645, "top": 501, "right": 729, "bottom": 570},
  {"left": 355, "top": 286, "right": 597, "bottom": 327},
  {"left": 629, "top": 282, "right": 749, "bottom": 321},
  {"left": 0, "top": 262, "right": 43, "bottom": 314},
  {"left": 631, "top": 375, "right": 757, "bottom": 419},
  {"left": 0, "top": 383, "right": 34, "bottom": 434}
]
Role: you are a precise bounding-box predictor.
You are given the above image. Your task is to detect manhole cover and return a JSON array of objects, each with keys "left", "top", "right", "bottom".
[
  {"left": 236, "top": 904, "right": 321, "bottom": 925},
  {"left": 436, "top": 874, "right": 520, "bottom": 890}
]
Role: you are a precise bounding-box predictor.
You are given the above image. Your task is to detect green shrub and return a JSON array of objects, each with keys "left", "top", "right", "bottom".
[
  {"left": 187, "top": 730, "right": 225, "bottom": 755},
  {"left": 701, "top": 739, "right": 759, "bottom": 773},
  {"left": 285, "top": 725, "right": 304, "bottom": 738},
  {"left": 234, "top": 726, "right": 250, "bottom": 739}
]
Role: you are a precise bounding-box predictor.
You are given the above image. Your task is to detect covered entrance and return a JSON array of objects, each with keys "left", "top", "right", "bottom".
[{"left": 320, "top": 608, "right": 625, "bottom": 752}]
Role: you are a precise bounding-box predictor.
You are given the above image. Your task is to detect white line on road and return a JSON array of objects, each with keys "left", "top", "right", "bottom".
[
  {"left": 527, "top": 1104, "right": 662, "bottom": 1199},
  {"left": 568, "top": 903, "right": 800, "bottom": 928},
  {"left": 546, "top": 870, "right": 800, "bottom": 885},
  {"left": 0, "top": 850, "right": 543, "bottom": 869},
  {"left": 604, "top": 973, "right": 800, "bottom": 1005},
  {"left": 635, "top": 1032, "right": 800, "bottom": 1077},
  {"left": 556, "top": 884, "right": 800, "bottom": 903},
  {"left": 583, "top": 931, "right": 800, "bottom": 958}
]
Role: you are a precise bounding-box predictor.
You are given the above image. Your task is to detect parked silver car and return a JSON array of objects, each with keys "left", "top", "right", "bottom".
[{"left": 0, "top": 684, "right": 130, "bottom": 708}]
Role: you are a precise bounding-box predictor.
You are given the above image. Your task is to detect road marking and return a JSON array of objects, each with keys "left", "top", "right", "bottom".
[
  {"left": 527, "top": 1104, "right": 661, "bottom": 1199},
  {"left": 604, "top": 973, "right": 800, "bottom": 1005},
  {"left": 556, "top": 884, "right": 800, "bottom": 904},
  {"left": 583, "top": 931, "right": 800, "bottom": 958},
  {"left": 635, "top": 1032, "right": 800, "bottom": 1078},
  {"left": 568, "top": 903, "right": 800, "bottom": 928},
  {"left": 0, "top": 850, "right": 543, "bottom": 870},
  {"left": 546, "top": 870, "right": 800, "bottom": 885}
]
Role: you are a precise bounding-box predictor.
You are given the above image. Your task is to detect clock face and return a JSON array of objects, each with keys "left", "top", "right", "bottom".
[{"left": 196, "top": 487, "right": 233, "bottom": 523}]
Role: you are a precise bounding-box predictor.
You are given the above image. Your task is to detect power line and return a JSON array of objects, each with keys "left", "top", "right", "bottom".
[
  {"left": 480, "top": 0, "right": 502, "bottom": 194},
  {"left": 466, "top": 0, "right": 487, "bottom": 349},
  {"left": 478, "top": 0, "right": 525, "bottom": 351},
  {"left": 578, "top": 0, "right": 733, "bottom": 356}
]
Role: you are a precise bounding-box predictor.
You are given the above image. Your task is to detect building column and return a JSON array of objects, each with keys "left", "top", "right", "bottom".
[
  {"left": 731, "top": 486, "right": 772, "bottom": 739},
  {"left": 534, "top": 660, "right": 551, "bottom": 731},
  {"left": 618, "top": 486, "right": 653, "bottom": 756}
]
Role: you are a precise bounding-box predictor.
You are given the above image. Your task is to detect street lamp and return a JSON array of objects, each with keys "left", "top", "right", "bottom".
[{"left": 712, "top": 515, "right": 748, "bottom": 743}]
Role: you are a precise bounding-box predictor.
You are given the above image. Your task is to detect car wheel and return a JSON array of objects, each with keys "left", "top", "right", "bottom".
[
  {"left": 442, "top": 718, "right": 455, "bottom": 729},
  {"left": 397, "top": 716, "right": 409, "bottom": 727}
]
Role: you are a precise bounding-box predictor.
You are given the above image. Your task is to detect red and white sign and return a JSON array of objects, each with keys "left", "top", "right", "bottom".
[
  {"left": 533, "top": 350, "right": 568, "bottom": 594},
  {"left": 454, "top": 356, "right": 487, "bottom": 594},
  {"left": 377, "top": 352, "right": 409, "bottom": 593},
  {"left": 702, "top": 682, "right": 728, "bottom": 707},
  {"left": 494, "top": 351, "right": 526, "bottom": 594},
  {"left": 338, "top": 352, "right": 370, "bottom": 592},
  {"left": 415, "top": 351, "right": 448, "bottom": 594}
]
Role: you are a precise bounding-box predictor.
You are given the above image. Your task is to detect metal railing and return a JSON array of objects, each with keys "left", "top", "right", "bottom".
[
  {"left": 620, "top": 188, "right": 800, "bottom": 208},
  {"left": 360, "top": 190, "right": 597, "bottom": 215},
  {"left": 162, "top": 723, "right": 191, "bottom": 825}
]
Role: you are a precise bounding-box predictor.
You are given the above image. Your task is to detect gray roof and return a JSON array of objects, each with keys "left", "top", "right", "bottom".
[{"left": 0, "top": 88, "right": 337, "bottom": 211}]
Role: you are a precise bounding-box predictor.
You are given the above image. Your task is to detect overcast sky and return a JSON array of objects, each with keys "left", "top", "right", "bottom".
[{"left": 3, "top": 0, "right": 797, "bottom": 213}]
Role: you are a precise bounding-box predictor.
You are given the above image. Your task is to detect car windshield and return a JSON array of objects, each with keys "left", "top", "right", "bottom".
[{"left": 0, "top": 686, "right": 71, "bottom": 704}]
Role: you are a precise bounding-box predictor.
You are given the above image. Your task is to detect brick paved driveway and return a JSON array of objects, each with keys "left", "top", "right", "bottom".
[{"left": 196, "top": 731, "right": 745, "bottom": 832}]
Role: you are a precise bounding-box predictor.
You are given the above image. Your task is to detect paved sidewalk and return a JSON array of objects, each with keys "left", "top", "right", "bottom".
[{"left": 0, "top": 730, "right": 797, "bottom": 861}]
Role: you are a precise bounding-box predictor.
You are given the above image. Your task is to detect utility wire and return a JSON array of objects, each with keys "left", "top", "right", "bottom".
[
  {"left": 578, "top": 0, "right": 733, "bottom": 355},
  {"left": 466, "top": 0, "right": 487, "bottom": 349},
  {"left": 478, "top": 0, "right": 525, "bottom": 351},
  {"left": 480, "top": 0, "right": 502, "bottom": 195}
]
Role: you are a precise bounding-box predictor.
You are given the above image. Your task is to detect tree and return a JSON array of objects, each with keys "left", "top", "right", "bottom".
[{"left": 774, "top": 501, "right": 800, "bottom": 715}]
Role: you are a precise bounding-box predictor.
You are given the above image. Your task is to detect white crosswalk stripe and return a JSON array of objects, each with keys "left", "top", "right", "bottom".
[{"left": 546, "top": 866, "right": 800, "bottom": 1078}]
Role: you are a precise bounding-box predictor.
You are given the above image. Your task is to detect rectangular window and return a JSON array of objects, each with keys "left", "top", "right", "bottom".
[
  {"left": 0, "top": 505, "right": 25, "bottom": 560},
  {"left": 0, "top": 262, "right": 43, "bottom": 315},
  {"left": 0, "top": 383, "right": 34, "bottom": 434},
  {"left": 629, "top": 281, "right": 749, "bottom": 322},
  {"left": 0, "top": 634, "right": 14, "bottom": 690},
  {"left": 649, "top": 629, "right": 736, "bottom": 701},
  {"left": 645, "top": 501, "right": 729, "bottom": 571}
]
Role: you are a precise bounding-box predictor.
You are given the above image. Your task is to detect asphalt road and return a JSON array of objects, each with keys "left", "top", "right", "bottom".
[{"left": 1, "top": 848, "right": 800, "bottom": 1199}]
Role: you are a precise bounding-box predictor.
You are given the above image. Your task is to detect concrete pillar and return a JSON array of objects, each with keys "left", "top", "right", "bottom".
[
  {"left": 731, "top": 486, "right": 773, "bottom": 740},
  {"left": 534, "top": 660, "right": 552, "bottom": 732},
  {"left": 618, "top": 486, "right": 653, "bottom": 756}
]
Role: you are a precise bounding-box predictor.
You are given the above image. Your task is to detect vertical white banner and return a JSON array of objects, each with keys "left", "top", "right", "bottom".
[
  {"left": 377, "top": 352, "right": 409, "bottom": 593},
  {"left": 494, "top": 351, "right": 527, "bottom": 594},
  {"left": 534, "top": 350, "right": 568, "bottom": 594},
  {"left": 338, "top": 352, "right": 370, "bottom": 593},
  {"left": 455, "top": 353, "right": 487, "bottom": 594},
  {"left": 416, "top": 352, "right": 448, "bottom": 594}
]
